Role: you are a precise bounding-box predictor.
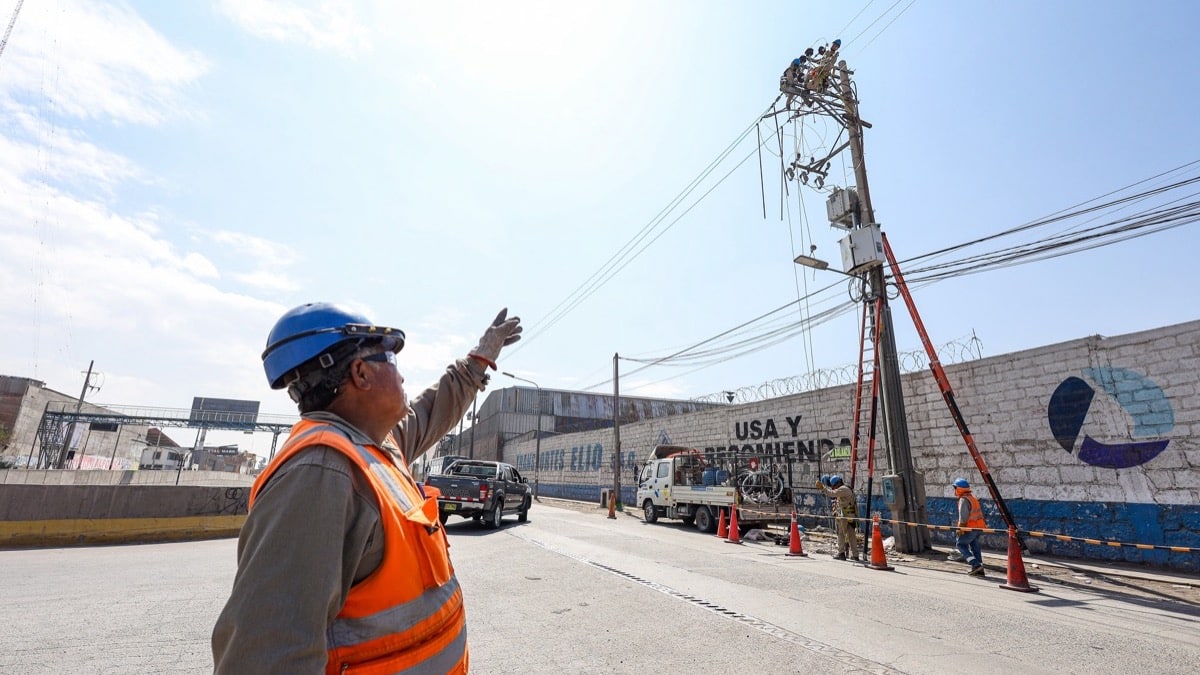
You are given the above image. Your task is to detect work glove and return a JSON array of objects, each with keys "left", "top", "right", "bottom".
[{"left": 469, "top": 308, "right": 522, "bottom": 371}]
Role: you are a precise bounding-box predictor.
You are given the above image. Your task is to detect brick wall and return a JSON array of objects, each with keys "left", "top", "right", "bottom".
[{"left": 502, "top": 320, "right": 1200, "bottom": 570}]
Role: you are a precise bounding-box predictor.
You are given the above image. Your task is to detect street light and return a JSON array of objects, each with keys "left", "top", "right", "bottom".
[
  {"left": 792, "top": 253, "right": 830, "bottom": 270},
  {"left": 794, "top": 253, "right": 865, "bottom": 279},
  {"left": 502, "top": 371, "right": 541, "bottom": 501}
]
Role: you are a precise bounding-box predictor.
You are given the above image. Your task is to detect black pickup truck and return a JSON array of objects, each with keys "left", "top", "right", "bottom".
[{"left": 425, "top": 460, "right": 532, "bottom": 529}]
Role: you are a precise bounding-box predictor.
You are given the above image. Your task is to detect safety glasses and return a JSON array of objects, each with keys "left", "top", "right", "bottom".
[
  {"left": 343, "top": 324, "right": 405, "bottom": 354},
  {"left": 361, "top": 351, "right": 397, "bottom": 366}
]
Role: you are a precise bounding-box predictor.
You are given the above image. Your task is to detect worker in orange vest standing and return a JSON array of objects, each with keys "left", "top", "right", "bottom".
[
  {"left": 212, "top": 303, "right": 521, "bottom": 674},
  {"left": 953, "top": 477, "right": 988, "bottom": 577}
]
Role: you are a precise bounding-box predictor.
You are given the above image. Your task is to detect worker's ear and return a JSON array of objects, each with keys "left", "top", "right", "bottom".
[{"left": 347, "top": 358, "right": 373, "bottom": 390}]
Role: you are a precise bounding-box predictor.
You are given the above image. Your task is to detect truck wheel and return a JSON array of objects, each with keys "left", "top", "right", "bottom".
[
  {"left": 643, "top": 499, "right": 658, "bottom": 523},
  {"left": 486, "top": 501, "right": 504, "bottom": 529},
  {"left": 518, "top": 496, "right": 531, "bottom": 523},
  {"left": 694, "top": 506, "right": 714, "bottom": 533}
]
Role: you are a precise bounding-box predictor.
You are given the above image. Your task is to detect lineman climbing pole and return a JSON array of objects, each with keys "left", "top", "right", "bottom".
[{"left": 773, "top": 42, "right": 929, "bottom": 552}]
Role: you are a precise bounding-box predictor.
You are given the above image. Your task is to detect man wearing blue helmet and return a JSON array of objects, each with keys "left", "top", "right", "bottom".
[
  {"left": 817, "top": 473, "right": 861, "bottom": 560},
  {"left": 953, "top": 478, "right": 987, "bottom": 576},
  {"left": 213, "top": 303, "right": 521, "bottom": 674}
]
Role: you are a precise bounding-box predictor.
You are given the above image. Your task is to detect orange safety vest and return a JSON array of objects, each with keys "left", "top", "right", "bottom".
[
  {"left": 959, "top": 491, "right": 986, "bottom": 530},
  {"left": 251, "top": 419, "right": 468, "bottom": 674}
]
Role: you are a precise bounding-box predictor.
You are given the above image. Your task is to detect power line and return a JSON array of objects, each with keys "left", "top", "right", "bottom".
[
  {"left": 511, "top": 108, "right": 773, "bottom": 355},
  {"left": 0, "top": 0, "right": 24, "bottom": 68},
  {"left": 606, "top": 162, "right": 1200, "bottom": 395}
]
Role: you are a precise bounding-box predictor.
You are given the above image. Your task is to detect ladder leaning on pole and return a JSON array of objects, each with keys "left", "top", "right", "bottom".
[{"left": 849, "top": 295, "right": 885, "bottom": 556}]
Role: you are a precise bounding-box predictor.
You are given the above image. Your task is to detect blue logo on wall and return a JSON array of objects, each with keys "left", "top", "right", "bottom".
[{"left": 1047, "top": 367, "right": 1173, "bottom": 469}]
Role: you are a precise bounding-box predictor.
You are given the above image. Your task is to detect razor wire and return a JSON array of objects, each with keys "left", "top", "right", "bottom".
[{"left": 694, "top": 333, "right": 984, "bottom": 404}]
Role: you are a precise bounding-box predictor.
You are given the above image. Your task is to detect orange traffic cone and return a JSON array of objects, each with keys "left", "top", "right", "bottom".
[
  {"left": 786, "top": 510, "right": 807, "bottom": 557},
  {"left": 866, "top": 514, "right": 894, "bottom": 571},
  {"left": 607, "top": 491, "right": 616, "bottom": 520},
  {"left": 725, "top": 505, "right": 742, "bottom": 544},
  {"left": 715, "top": 508, "right": 727, "bottom": 538},
  {"left": 999, "top": 528, "right": 1040, "bottom": 593}
]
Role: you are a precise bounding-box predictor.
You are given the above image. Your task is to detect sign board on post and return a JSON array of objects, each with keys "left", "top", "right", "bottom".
[{"left": 189, "top": 397, "right": 260, "bottom": 431}]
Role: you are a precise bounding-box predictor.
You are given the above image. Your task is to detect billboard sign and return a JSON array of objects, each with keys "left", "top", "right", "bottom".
[{"left": 189, "top": 397, "right": 260, "bottom": 431}]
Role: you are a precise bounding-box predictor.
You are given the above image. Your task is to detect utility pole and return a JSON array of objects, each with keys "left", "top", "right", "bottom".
[
  {"left": 836, "top": 62, "right": 929, "bottom": 553},
  {"left": 469, "top": 398, "right": 477, "bottom": 460},
  {"left": 502, "top": 372, "right": 543, "bottom": 500},
  {"left": 56, "top": 360, "right": 96, "bottom": 469},
  {"left": 610, "top": 353, "right": 621, "bottom": 517}
]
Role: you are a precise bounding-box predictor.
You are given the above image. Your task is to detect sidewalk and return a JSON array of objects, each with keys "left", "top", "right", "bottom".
[{"left": 800, "top": 526, "right": 1200, "bottom": 605}]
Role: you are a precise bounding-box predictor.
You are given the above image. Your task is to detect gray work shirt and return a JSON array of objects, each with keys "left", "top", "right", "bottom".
[{"left": 211, "top": 357, "right": 487, "bottom": 674}]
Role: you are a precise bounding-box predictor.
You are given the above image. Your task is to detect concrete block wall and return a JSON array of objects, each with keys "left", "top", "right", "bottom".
[{"left": 501, "top": 320, "right": 1200, "bottom": 570}]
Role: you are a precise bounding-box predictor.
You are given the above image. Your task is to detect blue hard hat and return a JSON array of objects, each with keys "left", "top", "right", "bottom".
[
  {"left": 820, "top": 474, "right": 831, "bottom": 486},
  {"left": 833, "top": 39, "right": 842, "bottom": 47},
  {"left": 791, "top": 57, "right": 801, "bottom": 66},
  {"left": 829, "top": 474, "right": 843, "bottom": 487},
  {"left": 262, "top": 302, "right": 405, "bottom": 389},
  {"left": 953, "top": 478, "right": 970, "bottom": 489}
]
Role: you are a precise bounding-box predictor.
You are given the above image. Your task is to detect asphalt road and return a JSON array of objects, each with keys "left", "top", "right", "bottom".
[{"left": 1, "top": 500, "right": 1197, "bottom": 673}]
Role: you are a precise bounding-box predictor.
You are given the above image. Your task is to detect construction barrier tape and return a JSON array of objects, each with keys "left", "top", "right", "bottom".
[{"left": 789, "top": 510, "right": 1200, "bottom": 554}]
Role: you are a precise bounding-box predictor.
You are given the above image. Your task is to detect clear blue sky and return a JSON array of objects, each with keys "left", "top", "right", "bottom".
[{"left": 2, "top": 1, "right": 1198, "bottom": 455}]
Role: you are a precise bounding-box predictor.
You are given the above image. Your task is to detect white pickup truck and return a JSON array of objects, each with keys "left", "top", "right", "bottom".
[{"left": 636, "top": 445, "right": 783, "bottom": 534}]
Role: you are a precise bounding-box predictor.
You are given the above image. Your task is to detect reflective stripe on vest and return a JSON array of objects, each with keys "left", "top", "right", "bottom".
[
  {"left": 328, "top": 577, "right": 461, "bottom": 648},
  {"left": 251, "top": 420, "right": 467, "bottom": 674}
]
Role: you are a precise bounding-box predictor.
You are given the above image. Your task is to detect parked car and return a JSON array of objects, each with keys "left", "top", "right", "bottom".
[{"left": 425, "top": 460, "right": 532, "bottom": 529}]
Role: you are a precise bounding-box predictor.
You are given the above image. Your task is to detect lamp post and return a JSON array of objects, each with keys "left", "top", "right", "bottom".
[
  {"left": 502, "top": 372, "right": 541, "bottom": 501},
  {"left": 468, "top": 399, "right": 477, "bottom": 460}
]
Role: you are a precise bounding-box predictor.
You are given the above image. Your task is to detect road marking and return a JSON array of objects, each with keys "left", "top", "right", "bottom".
[{"left": 518, "top": 533, "right": 903, "bottom": 674}]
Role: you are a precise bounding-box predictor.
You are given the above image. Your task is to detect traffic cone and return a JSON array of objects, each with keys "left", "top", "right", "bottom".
[
  {"left": 725, "top": 506, "right": 742, "bottom": 544},
  {"left": 866, "top": 514, "right": 894, "bottom": 571},
  {"left": 715, "top": 508, "right": 727, "bottom": 538},
  {"left": 607, "top": 491, "right": 616, "bottom": 520},
  {"left": 786, "top": 510, "right": 807, "bottom": 557},
  {"left": 999, "top": 528, "right": 1040, "bottom": 593}
]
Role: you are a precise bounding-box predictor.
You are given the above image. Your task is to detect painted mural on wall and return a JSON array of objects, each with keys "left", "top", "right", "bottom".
[
  {"left": 512, "top": 414, "right": 852, "bottom": 482},
  {"left": 1048, "top": 367, "right": 1174, "bottom": 469}
]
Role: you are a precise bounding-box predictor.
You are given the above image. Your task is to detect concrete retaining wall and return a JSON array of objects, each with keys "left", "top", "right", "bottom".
[{"left": 0, "top": 475, "right": 249, "bottom": 548}]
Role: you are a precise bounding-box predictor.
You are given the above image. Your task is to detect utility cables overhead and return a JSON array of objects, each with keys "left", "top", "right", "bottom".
[
  {"left": 599, "top": 160, "right": 1200, "bottom": 394},
  {"left": 0, "top": 0, "right": 25, "bottom": 68},
  {"left": 511, "top": 103, "right": 778, "bottom": 356}
]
